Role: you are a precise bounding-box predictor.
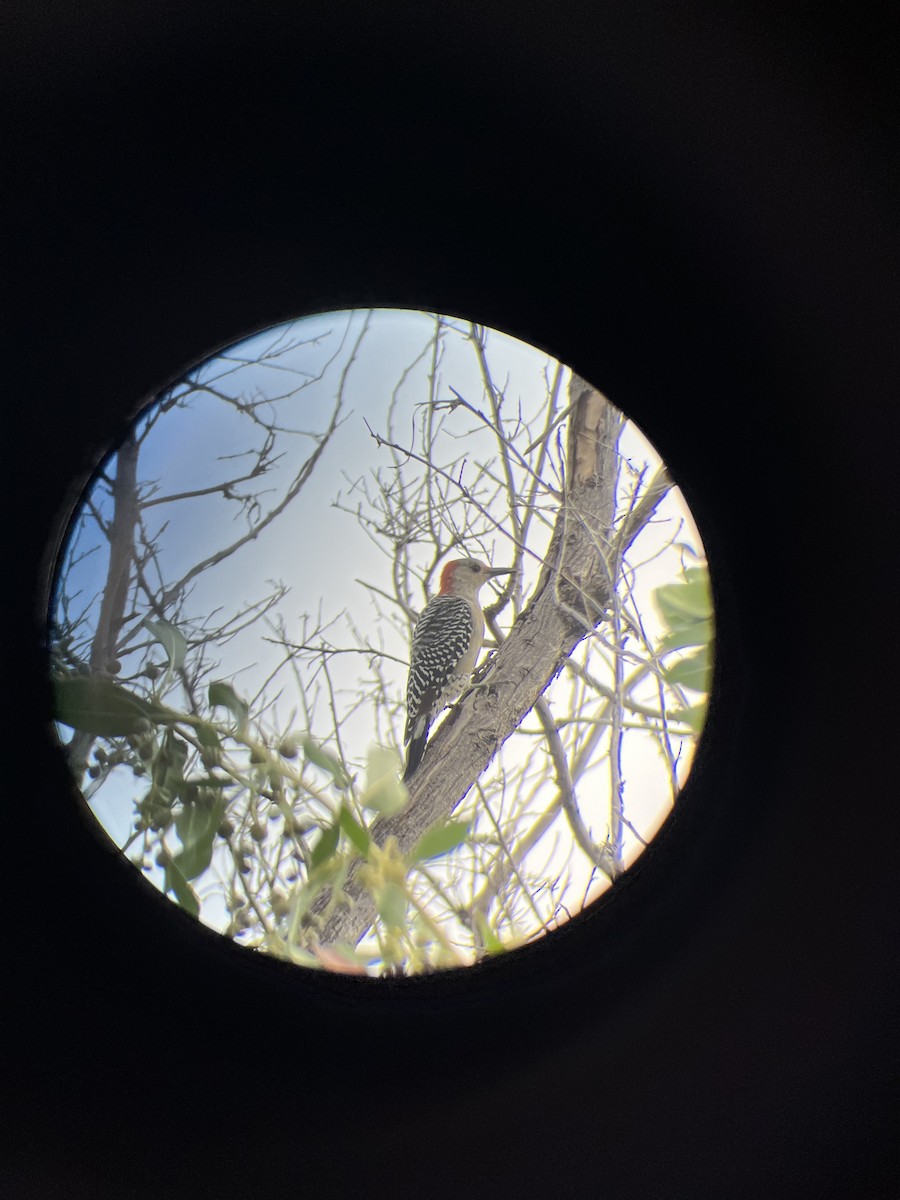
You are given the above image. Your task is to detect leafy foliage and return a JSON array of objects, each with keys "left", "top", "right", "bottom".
[
  {"left": 652, "top": 563, "right": 713, "bottom": 728},
  {"left": 54, "top": 675, "right": 174, "bottom": 736}
]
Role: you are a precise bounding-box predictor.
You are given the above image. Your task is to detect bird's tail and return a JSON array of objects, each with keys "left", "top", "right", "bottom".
[{"left": 402, "top": 728, "right": 429, "bottom": 782}]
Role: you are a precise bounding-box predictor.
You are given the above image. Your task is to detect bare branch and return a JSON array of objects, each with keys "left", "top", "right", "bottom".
[
  {"left": 158, "top": 316, "right": 371, "bottom": 607},
  {"left": 317, "top": 380, "right": 629, "bottom": 945}
]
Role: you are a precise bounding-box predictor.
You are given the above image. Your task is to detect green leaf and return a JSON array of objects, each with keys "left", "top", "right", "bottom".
[
  {"left": 338, "top": 804, "right": 371, "bottom": 856},
  {"left": 474, "top": 911, "right": 506, "bottom": 956},
  {"left": 195, "top": 722, "right": 221, "bottom": 749},
  {"left": 663, "top": 646, "right": 712, "bottom": 693},
  {"left": 164, "top": 858, "right": 200, "bottom": 918},
  {"left": 173, "top": 794, "right": 226, "bottom": 880},
  {"left": 360, "top": 745, "right": 407, "bottom": 816},
  {"left": 676, "top": 701, "right": 709, "bottom": 733},
  {"left": 683, "top": 565, "right": 708, "bottom": 585},
  {"left": 208, "top": 680, "right": 249, "bottom": 727},
  {"left": 360, "top": 776, "right": 408, "bottom": 816},
  {"left": 151, "top": 728, "right": 189, "bottom": 804},
  {"left": 309, "top": 821, "right": 340, "bottom": 870},
  {"left": 53, "top": 675, "right": 167, "bottom": 736},
  {"left": 653, "top": 572, "right": 712, "bottom": 628},
  {"left": 658, "top": 617, "right": 713, "bottom": 654},
  {"left": 143, "top": 617, "right": 188, "bottom": 673},
  {"left": 305, "top": 853, "right": 346, "bottom": 890},
  {"left": 409, "top": 819, "right": 470, "bottom": 864},
  {"left": 376, "top": 882, "right": 408, "bottom": 930},
  {"left": 302, "top": 738, "right": 350, "bottom": 788}
]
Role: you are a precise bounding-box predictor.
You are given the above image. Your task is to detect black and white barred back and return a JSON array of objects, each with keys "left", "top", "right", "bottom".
[
  {"left": 405, "top": 595, "right": 474, "bottom": 739},
  {"left": 403, "top": 594, "right": 474, "bottom": 776}
]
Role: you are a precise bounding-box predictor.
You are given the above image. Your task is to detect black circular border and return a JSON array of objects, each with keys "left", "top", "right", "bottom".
[{"left": 4, "top": 5, "right": 895, "bottom": 1196}]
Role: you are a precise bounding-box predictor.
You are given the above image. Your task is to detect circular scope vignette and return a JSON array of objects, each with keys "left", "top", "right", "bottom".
[{"left": 50, "top": 309, "right": 713, "bottom": 977}]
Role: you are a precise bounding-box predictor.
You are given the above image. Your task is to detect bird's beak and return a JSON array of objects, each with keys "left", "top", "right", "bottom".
[{"left": 488, "top": 566, "right": 512, "bottom": 577}]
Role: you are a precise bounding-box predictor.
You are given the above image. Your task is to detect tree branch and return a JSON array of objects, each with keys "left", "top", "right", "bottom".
[
  {"left": 66, "top": 429, "right": 139, "bottom": 776},
  {"left": 317, "top": 379, "right": 668, "bottom": 947}
]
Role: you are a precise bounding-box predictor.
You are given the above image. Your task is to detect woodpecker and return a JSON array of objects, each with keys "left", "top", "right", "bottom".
[{"left": 403, "top": 557, "right": 511, "bottom": 782}]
